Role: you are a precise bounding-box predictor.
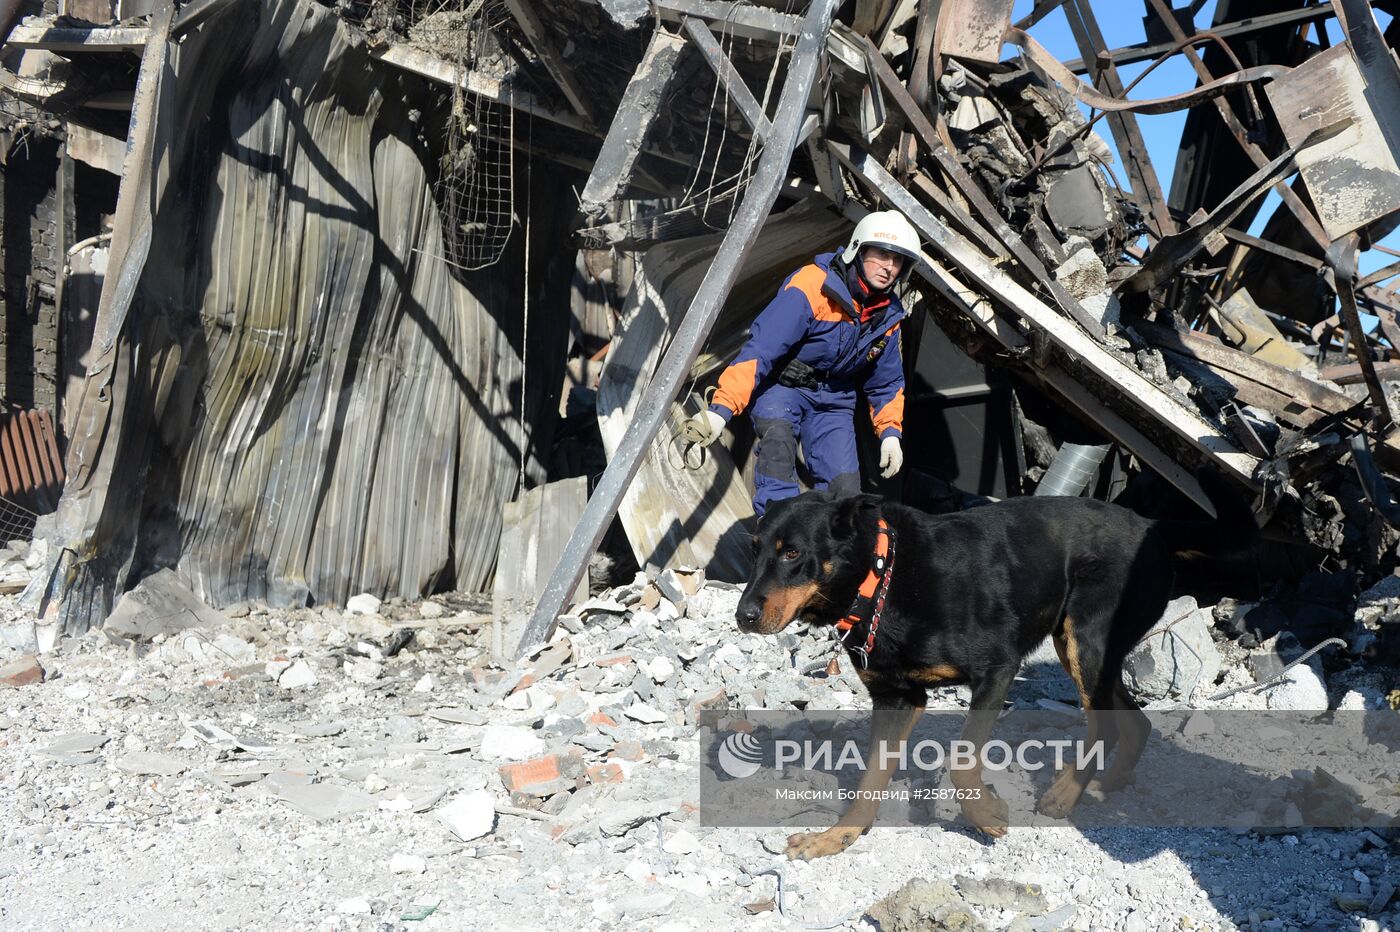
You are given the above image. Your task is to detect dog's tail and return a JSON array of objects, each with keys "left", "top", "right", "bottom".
[{"left": 1152, "top": 469, "right": 1259, "bottom": 560}]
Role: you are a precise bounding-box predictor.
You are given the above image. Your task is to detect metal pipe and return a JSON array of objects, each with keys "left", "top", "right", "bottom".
[{"left": 1034, "top": 443, "right": 1110, "bottom": 497}]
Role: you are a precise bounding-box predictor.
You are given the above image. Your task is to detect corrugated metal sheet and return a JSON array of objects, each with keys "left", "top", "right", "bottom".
[
  {"left": 0, "top": 408, "right": 64, "bottom": 513},
  {"left": 37, "top": 0, "right": 570, "bottom": 635}
]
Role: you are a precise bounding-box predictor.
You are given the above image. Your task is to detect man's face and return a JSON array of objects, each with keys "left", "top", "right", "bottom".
[{"left": 861, "top": 245, "right": 905, "bottom": 290}]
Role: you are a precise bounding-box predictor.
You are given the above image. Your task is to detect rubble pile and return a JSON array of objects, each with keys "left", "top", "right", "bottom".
[
  {"left": 0, "top": 538, "right": 43, "bottom": 597},
  {"left": 3, "top": 568, "right": 1399, "bottom": 930}
]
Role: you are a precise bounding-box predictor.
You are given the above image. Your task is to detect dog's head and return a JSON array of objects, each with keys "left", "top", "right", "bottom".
[{"left": 735, "top": 491, "right": 881, "bottom": 635}]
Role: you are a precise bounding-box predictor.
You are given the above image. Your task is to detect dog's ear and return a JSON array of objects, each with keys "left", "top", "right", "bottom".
[{"left": 829, "top": 493, "right": 880, "bottom": 540}]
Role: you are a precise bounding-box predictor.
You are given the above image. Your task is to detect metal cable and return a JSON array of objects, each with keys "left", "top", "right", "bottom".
[{"left": 1206, "top": 637, "right": 1347, "bottom": 702}]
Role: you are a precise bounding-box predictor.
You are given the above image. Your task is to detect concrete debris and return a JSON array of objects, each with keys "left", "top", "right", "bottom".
[
  {"left": 597, "top": 0, "right": 649, "bottom": 29},
  {"left": 276, "top": 783, "right": 380, "bottom": 822},
  {"left": 36, "top": 732, "right": 110, "bottom": 760},
  {"left": 1262, "top": 661, "right": 1330, "bottom": 712},
  {"left": 1251, "top": 634, "right": 1332, "bottom": 712},
  {"left": 103, "top": 569, "right": 230, "bottom": 642},
  {"left": 389, "top": 852, "right": 427, "bottom": 874},
  {"left": 277, "top": 660, "right": 318, "bottom": 689},
  {"left": 597, "top": 797, "right": 683, "bottom": 837},
  {"left": 0, "top": 539, "right": 38, "bottom": 591},
  {"left": 954, "top": 874, "right": 1049, "bottom": 914},
  {"left": 478, "top": 725, "right": 547, "bottom": 762},
  {"left": 435, "top": 791, "right": 497, "bottom": 842},
  {"left": 7, "top": 1, "right": 1400, "bottom": 927},
  {"left": 622, "top": 702, "right": 667, "bottom": 723},
  {"left": 345, "top": 593, "right": 382, "bottom": 616},
  {"left": 868, "top": 878, "right": 987, "bottom": 931},
  {"left": 0, "top": 653, "right": 44, "bottom": 688},
  {"left": 113, "top": 751, "right": 187, "bottom": 777},
  {"left": 0, "top": 568, "right": 1395, "bottom": 928},
  {"left": 1123, "top": 596, "right": 1221, "bottom": 702}
]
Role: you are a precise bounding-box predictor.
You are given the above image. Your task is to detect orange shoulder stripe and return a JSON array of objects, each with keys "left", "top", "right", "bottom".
[{"left": 786, "top": 265, "right": 844, "bottom": 323}]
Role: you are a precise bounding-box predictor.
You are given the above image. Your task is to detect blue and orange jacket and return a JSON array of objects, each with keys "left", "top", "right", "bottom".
[{"left": 709, "top": 251, "right": 907, "bottom": 440}]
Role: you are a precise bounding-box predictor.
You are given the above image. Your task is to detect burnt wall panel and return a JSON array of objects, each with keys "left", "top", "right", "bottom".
[{"left": 1, "top": 135, "right": 64, "bottom": 412}]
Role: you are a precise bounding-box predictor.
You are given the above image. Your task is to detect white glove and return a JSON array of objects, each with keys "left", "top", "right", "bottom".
[
  {"left": 879, "top": 436, "right": 903, "bottom": 478},
  {"left": 682, "top": 410, "right": 727, "bottom": 448}
]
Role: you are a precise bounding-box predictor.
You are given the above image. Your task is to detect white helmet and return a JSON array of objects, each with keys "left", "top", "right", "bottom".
[{"left": 839, "top": 210, "right": 922, "bottom": 267}]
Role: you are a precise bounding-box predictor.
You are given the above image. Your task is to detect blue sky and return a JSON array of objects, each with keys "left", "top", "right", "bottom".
[{"left": 1008, "top": 0, "right": 1399, "bottom": 282}]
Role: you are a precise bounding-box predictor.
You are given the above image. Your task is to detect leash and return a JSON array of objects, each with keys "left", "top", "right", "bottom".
[
  {"left": 671, "top": 387, "right": 718, "bottom": 471},
  {"left": 834, "top": 517, "right": 897, "bottom": 669}
]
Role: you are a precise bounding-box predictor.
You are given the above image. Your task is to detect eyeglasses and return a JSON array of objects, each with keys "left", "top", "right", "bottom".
[{"left": 863, "top": 250, "right": 904, "bottom": 269}]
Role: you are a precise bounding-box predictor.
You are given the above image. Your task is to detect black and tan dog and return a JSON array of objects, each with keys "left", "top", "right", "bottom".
[{"left": 735, "top": 475, "right": 1255, "bottom": 860}]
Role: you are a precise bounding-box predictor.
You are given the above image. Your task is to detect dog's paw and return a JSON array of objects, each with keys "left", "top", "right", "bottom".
[
  {"left": 785, "top": 827, "right": 862, "bottom": 860},
  {"left": 960, "top": 796, "right": 1008, "bottom": 838}
]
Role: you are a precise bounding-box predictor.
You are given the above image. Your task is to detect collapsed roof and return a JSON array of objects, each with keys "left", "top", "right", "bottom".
[{"left": 5, "top": 0, "right": 1400, "bottom": 657}]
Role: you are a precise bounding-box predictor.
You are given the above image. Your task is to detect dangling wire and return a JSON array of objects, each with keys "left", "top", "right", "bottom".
[{"left": 519, "top": 107, "right": 532, "bottom": 495}]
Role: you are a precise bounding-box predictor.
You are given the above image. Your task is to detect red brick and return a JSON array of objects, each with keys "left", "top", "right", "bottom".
[
  {"left": 586, "top": 711, "right": 618, "bottom": 728},
  {"left": 593, "top": 654, "right": 633, "bottom": 667},
  {"left": 498, "top": 750, "right": 584, "bottom": 795}
]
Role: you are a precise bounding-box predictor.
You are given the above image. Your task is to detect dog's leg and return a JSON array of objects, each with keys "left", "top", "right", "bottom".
[
  {"left": 950, "top": 666, "right": 1016, "bottom": 837},
  {"left": 1090, "top": 681, "right": 1150, "bottom": 793},
  {"left": 786, "top": 685, "right": 924, "bottom": 861},
  {"left": 1038, "top": 619, "right": 1116, "bottom": 818},
  {"left": 1048, "top": 626, "right": 1120, "bottom": 756}
]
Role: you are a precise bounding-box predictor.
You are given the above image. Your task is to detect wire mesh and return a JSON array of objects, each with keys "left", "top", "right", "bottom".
[
  {"left": 0, "top": 496, "right": 37, "bottom": 544},
  {"left": 424, "top": 1, "right": 517, "bottom": 271},
  {"left": 354, "top": 0, "right": 518, "bottom": 271}
]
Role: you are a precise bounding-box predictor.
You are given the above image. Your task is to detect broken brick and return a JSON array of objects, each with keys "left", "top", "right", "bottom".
[
  {"left": 0, "top": 654, "right": 44, "bottom": 688},
  {"left": 593, "top": 654, "right": 633, "bottom": 667},
  {"left": 586, "top": 711, "right": 618, "bottom": 728},
  {"left": 498, "top": 750, "right": 584, "bottom": 795},
  {"left": 587, "top": 763, "right": 624, "bottom": 785}
]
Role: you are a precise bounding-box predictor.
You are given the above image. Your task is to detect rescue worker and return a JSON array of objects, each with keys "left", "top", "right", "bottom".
[{"left": 682, "top": 210, "right": 921, "bottom": 516}]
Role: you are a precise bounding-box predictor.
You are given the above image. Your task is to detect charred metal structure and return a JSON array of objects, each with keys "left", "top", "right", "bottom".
[{"left": 3, "top": 0, "right": 1400, "bottom": 664}]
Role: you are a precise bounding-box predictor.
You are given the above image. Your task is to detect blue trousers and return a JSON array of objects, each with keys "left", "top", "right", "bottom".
[{"left": 749, "top": 383, "right": 860, "bottom": 516}]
